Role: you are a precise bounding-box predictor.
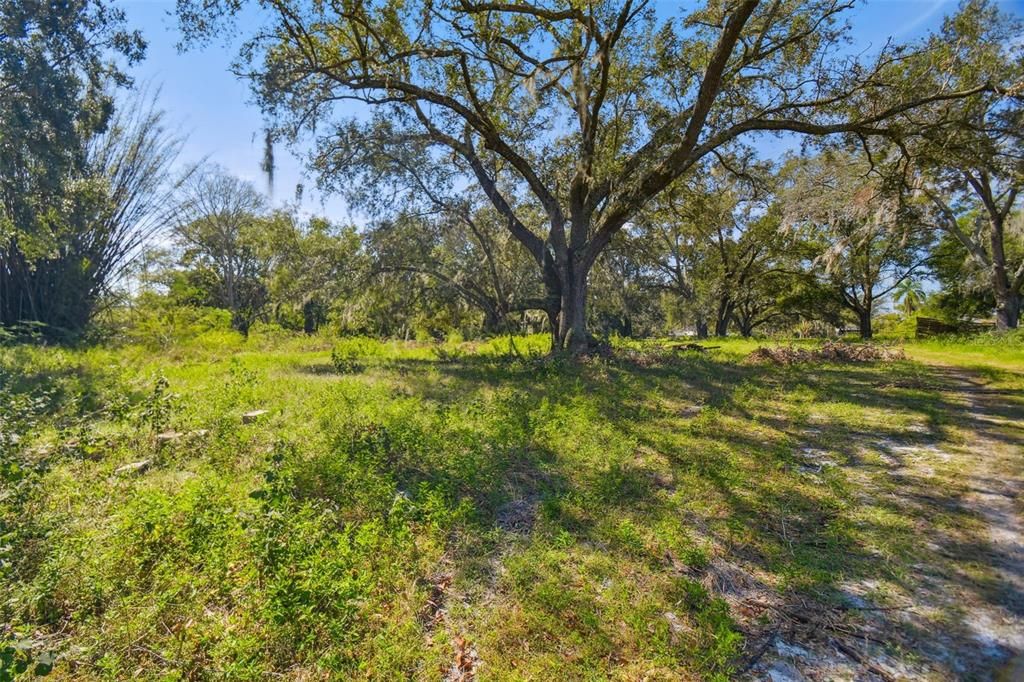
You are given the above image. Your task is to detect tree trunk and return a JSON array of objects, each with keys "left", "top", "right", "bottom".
[
  {"left": 712, "top": 295, "right": 734, "bottom": 337},
  {"left": 559, "top": 270, "right": 589, "bottom": 354},
  {"left": 943, "top": 197, "right": 1021, "bottom": 332},
  {"left": 232, "top": 312, "right": 251, "bottom": 337},
  {"left": 695, "top": 319, "right": 709, "bottom": 339},
  {"left": 714, "top": 304, "right": 732, "bottom": 337},
  {"left": 542, "top": 248, "right": 564, "bottom": 352},
  {"left": 542, "top": 246, "right": 593, "bottom": 355},
  {"left": 991, "top": 226, "right": 1019, "bottom": 330},
  {"left": 858, "top": 308, "right": 873, "bottom": 340},
  {"left": 481, "top": 305, "right": 502, "bottom": 334},
  {"left": 995, "top": 287, "right": 1020, "bottom": 330},
  {"left": 302, "top": 299, "right": 320, "bottom": 335}
]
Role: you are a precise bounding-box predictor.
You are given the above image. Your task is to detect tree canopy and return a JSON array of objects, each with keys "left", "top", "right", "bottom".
[{"left": 175, "top": 0, "right": 1001, "bottom": 351}]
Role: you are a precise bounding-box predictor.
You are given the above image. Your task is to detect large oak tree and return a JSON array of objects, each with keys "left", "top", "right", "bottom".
[{"left": 178, "top": 0, "right": 992, "bottom": 352}]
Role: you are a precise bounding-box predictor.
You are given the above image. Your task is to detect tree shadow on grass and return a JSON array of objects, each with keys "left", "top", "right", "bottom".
[
  {"left": 657, "top": 359, "right": 1024, "bottom": 679},
  {"left": 291, "top": 348, "right": 1022, "bottom": 678},
  {"left": 0, "top": 351, "right": 129, "bottom": 421}
]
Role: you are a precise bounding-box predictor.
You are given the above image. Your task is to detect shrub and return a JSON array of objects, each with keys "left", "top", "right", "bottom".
[
  {"left": 330, "top": 345, "right": 364, "bottom": 374},
  {"left": 115, "top": 296, "right": 240, "bottom": 350}
]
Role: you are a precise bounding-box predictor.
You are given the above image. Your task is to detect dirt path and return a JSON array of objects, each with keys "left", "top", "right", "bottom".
[
  {"left": 945, "top": 368, "right": 1024, "bottom": 672},
  {"left": 746, "top": 364, "right": 1024, "bottom": 682}
]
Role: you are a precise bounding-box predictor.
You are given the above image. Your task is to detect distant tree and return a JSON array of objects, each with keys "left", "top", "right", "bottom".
[
  {"left": 366, "top": 208, "right": 544, "bottom": 336},
  {"left": 173, "top": 170, "right": 276, "bottom": 335},
  {"left": 704, "top": 207, "right": 802, "bottom": 338},
  {"left": 867, "top": 1, "right": 1024, "bottom": 329},
  {"left": 771, "top": 273, "right": 847, "bottom": 334},
  {"left": 893, "top": 279, "right": 925, "bottom": 317},
  {"left": 301, "top": 121, "right": 549, "bottom": 336},
  {"left": 267, "top": 216, "right": 362, "bottom": 334},
  {"left": 588, "top": 232, "right": 663, "bottom": 339},
  {"left": 783, "top": 153, "right": 931, "bottom": 339},
  {"left": 632, "top": 187, "right": 706, "bottom": 337},
  {"left": 634, "top": 176, "right": 720, "bottom": 338},
  {"left": 731, "top": 266, "right": 816, "bottom": 338},
  {"left": 635, "top": 167, "right": 804, "bottom": 337},
  {"left": 177, "top": 0, "right": 991, "bottom": 354}
]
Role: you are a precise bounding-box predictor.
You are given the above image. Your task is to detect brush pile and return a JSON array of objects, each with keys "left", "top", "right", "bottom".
[{"left": 745, "top": 341, "right": 906, "bottom": 365}]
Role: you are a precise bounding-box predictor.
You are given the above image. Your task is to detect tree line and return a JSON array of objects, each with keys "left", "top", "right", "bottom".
[{"left": 1, "top": 0, "right": 1021, "bottom": 348}]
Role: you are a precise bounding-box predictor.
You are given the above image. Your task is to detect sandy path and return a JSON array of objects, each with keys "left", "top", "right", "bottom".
[
  {"left": 945, "top": 368, "right": 1024, "bottom": 671},
  {"left": 747, "top": 364, "right": 1024, "bottom": 682}
]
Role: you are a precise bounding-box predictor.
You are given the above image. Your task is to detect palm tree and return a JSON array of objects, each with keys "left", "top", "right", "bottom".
[{"left": 893, "top": 278, "right": 926, "bottom": 317}]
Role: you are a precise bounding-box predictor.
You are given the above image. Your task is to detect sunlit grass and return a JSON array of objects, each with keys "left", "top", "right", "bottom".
[{"left": 1, "top": 331, "right": 1020, "bottom": 679}]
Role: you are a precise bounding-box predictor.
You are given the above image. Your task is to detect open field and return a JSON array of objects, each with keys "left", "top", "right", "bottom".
[
  {"left": 2, "top": 334, "right": 1022, "bottom": 680},
  {"left": 5, "top": 1, "right": 1024, "bottom": 680}
]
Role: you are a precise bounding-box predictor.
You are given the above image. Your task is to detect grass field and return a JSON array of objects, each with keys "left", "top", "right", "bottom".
[{"left": 2, "top": 332, "right": 1022, "bottom": 680}]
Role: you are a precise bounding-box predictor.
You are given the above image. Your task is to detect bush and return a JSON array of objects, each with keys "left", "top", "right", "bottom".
[
  {"left": 114, "top": 295, "right": 240, "bottom": 350},
  {"left": 473, "top": 333, "right": 551, "bottom": 358},
  {"left": 330, "top": 336, "right": 391, "bottom": 373},
  {"left": 874, "top": 312, "right": 917, "bottom": 339}
]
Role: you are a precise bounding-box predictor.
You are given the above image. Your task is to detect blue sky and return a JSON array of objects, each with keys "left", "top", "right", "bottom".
[{"left": 120, "top": 0, "right": 1024, "bottom": 224}]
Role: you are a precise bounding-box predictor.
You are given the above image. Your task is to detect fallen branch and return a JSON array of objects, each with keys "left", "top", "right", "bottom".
[
  {"left": 667, "top": 343, "right": 721, "bottom": 352},
  {"left": 737, "top": 627, "right": 780, "bottom": 674},
  {"left": 830, "top": 637, "right": 897, "bottom": 682},
  {"left": 745, "top": 341, "right": 906, "bottom": 365}
]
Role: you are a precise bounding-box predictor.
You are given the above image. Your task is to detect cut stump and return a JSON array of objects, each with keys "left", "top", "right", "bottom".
[{"left": 242, "top": 410, "right": 269, "bottom": 424}]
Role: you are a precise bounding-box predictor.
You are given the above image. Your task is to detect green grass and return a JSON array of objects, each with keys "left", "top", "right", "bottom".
[
  {"left": 905, "top": 329, "right": 1024, "bottom": 376},
  {"left": 2, "top": 331, "right": 1021, "bottom": 679}
]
